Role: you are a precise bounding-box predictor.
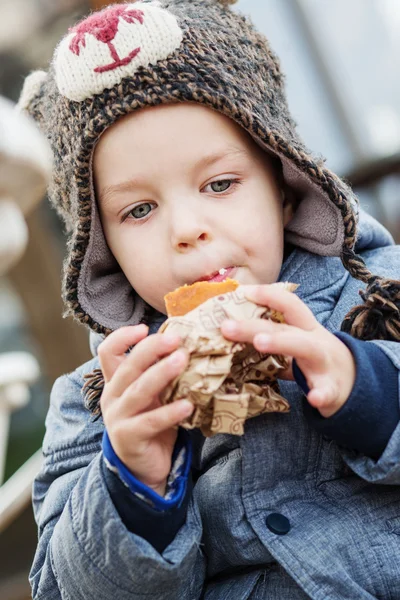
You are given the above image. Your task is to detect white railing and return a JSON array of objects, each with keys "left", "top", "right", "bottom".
[
  {"left": 0, "top": 353, "right": 40, "bottom": 486},
  {"left": 0, "top": 94, "right": 51, "bottom": 532}
]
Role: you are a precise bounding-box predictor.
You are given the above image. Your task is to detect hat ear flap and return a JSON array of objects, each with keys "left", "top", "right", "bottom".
[{"left": 17, "top": 70, "right": 47, "bottom": 125}]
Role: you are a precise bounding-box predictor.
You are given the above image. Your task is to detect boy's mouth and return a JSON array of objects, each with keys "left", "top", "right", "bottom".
[{"left": 195, "top": 266, "right": 237, "bottom": 283}]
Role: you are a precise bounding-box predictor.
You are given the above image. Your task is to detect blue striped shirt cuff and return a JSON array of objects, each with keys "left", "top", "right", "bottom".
[{"left": 102, "top": 427, "right": 192, "bottom": 510}]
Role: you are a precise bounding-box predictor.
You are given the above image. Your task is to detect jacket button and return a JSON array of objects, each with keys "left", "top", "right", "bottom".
[{"left": 266, "top": 513, "right": 291, "bottom": 535}]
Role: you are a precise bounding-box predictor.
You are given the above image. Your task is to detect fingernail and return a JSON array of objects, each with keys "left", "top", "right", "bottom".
[
  {"left": 255, "top": 334, "right": 271, "bottom": 350},
  {"left": 180, "top": 400, "right": 193, "bottom": 414},
  {"left": 169, "top": 349, "right": 186, "bottom": 366},
  {"left": 244, "top": 288, "right": 259, "bottom": 301},
  {"left": 241, "top": 284, "right": 258, "bottom": 295},
  {"left": 222, "top": 320, "right": 238, "bottom": 334},
  {"left": 164, "top": 333, "right": 180, "bottom": 345}
]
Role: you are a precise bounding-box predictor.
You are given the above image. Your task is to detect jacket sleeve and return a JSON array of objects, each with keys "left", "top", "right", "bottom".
[
  {"left": 102, "top": 428, "right": 193, "bottom": 553},
  {"left": 336, "top": 339, "right": 400, "bottom": 485},
  {"left": 296, "top": 333, "right": 399, "bottom": 459},
  {"left": 29, "top": 366, "right": 206, "bottom": 600}
]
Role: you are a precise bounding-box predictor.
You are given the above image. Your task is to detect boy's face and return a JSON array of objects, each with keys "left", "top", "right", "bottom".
[{"left": 94, "top": 103, "right": 293, "bottom": 315}]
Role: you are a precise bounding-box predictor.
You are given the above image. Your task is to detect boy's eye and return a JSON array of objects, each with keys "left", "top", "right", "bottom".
[
  {"left": 128, "top": 203, "right": 153, "bottom": 220},
  {"left": 208, "top": 179, "right": 234, "bottom": 193}
]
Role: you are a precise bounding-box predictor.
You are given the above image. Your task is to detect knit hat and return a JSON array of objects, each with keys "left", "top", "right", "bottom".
[{"left": 19, "top": 0, "right": 400, "bottom": 342}]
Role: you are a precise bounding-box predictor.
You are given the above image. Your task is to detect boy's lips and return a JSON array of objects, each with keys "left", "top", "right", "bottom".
[{"left": 194, "top": 266, "right": 237, "bottom": 284}]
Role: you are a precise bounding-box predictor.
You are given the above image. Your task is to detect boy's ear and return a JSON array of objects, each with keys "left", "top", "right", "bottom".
[
  {"left": 282, "top": 186, "right": 297, "bottom": 227},
  {"left": 17, "top": 70, "right": 47, "bottom": 122}
]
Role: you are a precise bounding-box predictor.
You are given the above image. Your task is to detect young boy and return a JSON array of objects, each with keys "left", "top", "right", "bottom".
[{"left": 19, "top": 1, "right": 400, "bottom": 598}]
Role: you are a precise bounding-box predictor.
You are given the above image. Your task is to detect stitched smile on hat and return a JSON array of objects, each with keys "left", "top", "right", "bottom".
[{"left": 54, "top": 2, "right": 184, "bottom": 102}]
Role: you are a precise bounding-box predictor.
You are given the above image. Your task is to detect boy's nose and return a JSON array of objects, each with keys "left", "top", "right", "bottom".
[
  {"left": 170, "top": 212, "right": 212, "bottom": 252},
  {"left": 175, "top": 230, "right": 210, "bottom": 252}
]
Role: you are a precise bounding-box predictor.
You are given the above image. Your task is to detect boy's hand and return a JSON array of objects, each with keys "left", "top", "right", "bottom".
[
  {"left": 98, "top": 325, "right": 194, "bottom": 496},
  {"left": 220, "top": 284, "right": 356, "bottom": 418}
]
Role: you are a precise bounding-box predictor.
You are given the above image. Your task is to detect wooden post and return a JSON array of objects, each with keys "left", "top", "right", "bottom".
[{"left": 8, "top": 206, "right": 91, "bottom": 386}]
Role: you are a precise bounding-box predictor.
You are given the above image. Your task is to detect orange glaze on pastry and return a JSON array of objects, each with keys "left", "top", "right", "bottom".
[{"left": 164, "top": 278, "right": 239, "bottom": 317}]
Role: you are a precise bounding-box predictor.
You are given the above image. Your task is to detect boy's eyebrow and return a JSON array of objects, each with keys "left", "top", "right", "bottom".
[
  {"left": 99, "top": 176, "right": 145, "bottom": 208},
  {"left": 98, "top": 146, "right": 248, "bottom": 207},
  {"left": 195, "top": 146, "right": 249, "bottom": 171}
]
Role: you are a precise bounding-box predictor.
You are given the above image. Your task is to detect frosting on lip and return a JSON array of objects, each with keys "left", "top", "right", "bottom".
[{"left": 197, "top": 266, "right": 236, "bottom": 283}]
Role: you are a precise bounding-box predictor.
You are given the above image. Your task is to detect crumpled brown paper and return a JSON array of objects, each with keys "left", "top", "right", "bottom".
[{"left": 159, "top": 282, "right": 298, "bottom": 437}]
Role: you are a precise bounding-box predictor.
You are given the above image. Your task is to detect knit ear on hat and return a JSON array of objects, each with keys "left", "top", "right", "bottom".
[{"left": 17, "top": 70, "right": 47, "bottom": 124}]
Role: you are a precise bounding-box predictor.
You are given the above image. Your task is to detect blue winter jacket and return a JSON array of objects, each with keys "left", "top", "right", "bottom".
[{"left": 30, "top": 209, "right": 400, "bottom": 600}]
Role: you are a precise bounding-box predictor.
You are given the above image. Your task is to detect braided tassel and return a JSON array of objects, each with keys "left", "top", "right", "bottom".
[
  {"left": 82, "top": 368, "right": 105, "bottom": 419},
  {"left": 341, "top": 277, "right": 400, "bottom": 341}
]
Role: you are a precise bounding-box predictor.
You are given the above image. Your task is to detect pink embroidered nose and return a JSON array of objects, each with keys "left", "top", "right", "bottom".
[
  {"left": 69, "top": 6, "right": 144, "bottom": 52},
  {"left": 69, "top": 6, "right": 145, "bottom": 73}
]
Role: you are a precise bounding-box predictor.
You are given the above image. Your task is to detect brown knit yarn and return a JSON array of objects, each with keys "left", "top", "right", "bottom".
[{"left": 82, "top": 369, "right": 104, "bottom": 418}]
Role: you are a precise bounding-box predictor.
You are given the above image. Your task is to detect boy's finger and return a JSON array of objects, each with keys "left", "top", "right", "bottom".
[
  {"left": 221, "top": 316, "right": 288, "bottom": 341},
  {"left": 101, "top": 381, "right": 160, "bottom": 418},
  {"left": 98, "top": 325, "right": 149, "bottom": 382},
  {"left": 107, "top": 332, "right": 183, "bottom": 397},
  {"left": 242, "top": 285, "right": 317, "bottom": 331},
  {"left": 133, "top": 400, "right": 194, "bottom": 440},
  {"left": 114, "top": 348, "right": 189, "bottom": 417},
  {"left": 222, "top": 318, "right": 327, "bottom": 373},
  {"left": 251, "top": 327, "right": 327, "bottom": 373},
  {"left": 307, "top": 380, "right": 340, "bottom": 418}
]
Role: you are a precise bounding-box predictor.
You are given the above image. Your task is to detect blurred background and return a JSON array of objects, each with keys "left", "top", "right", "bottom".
[{"left": 0, "top": 0, "right": 399, "bottom": 598}]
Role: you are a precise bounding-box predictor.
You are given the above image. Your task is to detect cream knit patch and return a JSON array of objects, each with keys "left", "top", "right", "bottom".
[{"left": 54, "top": 3, "right": 183, "bottom": 102}]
